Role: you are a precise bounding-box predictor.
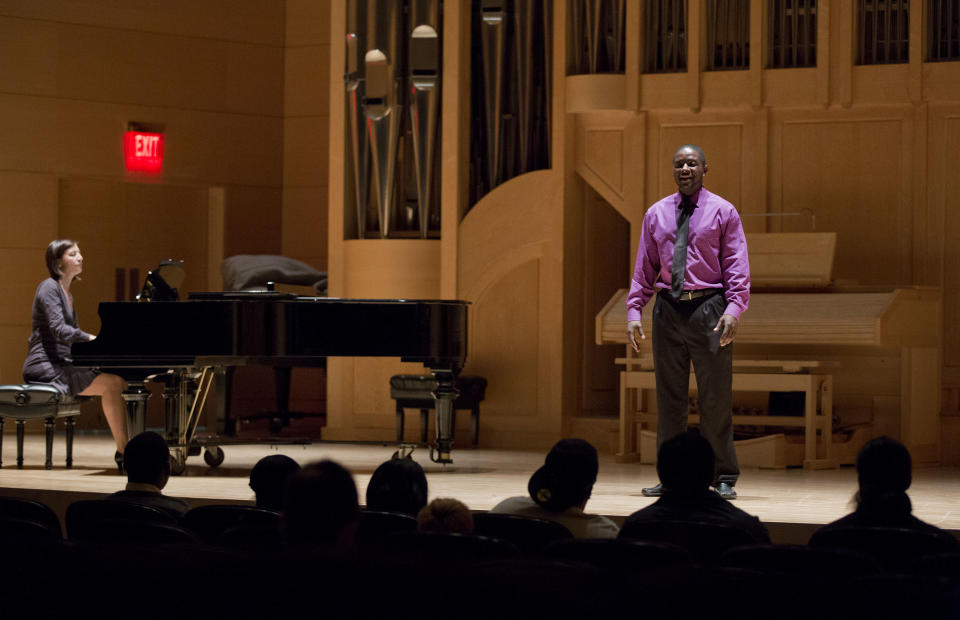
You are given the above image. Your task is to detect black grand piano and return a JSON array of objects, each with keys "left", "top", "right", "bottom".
[{"left": 72, "top": 291, "right": 468, "bottom": 472}]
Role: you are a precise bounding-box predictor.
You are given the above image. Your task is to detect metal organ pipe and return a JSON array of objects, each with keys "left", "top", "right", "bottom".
[
  {"left": 344, "top": 0, "right": 443, "bottom": 240},
  {"left": 409, "top": 0, "right": 441, "bottom": 239},
  {"left": 480, "top": 0, "right": 506, "bottom": 189},
  {"left": 345, "top": 4, "right": 371, "bottom": 239}
]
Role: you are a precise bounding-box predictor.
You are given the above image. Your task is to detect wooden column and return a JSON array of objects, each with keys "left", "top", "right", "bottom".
[{"left": 440, "top": 1, "right": 469, "bottom": 299}]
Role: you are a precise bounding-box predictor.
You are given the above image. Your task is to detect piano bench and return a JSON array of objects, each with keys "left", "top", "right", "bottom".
[
  {"left": 0, "top": 384, "right": 86, "bottom": 470},
  {"left": 390, "top": 375, "right": 487, "bottom": 446}
]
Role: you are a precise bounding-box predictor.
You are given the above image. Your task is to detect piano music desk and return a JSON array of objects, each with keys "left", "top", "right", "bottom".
[{"left": 617, "top": 357, "right": 837, "bottom": 469}]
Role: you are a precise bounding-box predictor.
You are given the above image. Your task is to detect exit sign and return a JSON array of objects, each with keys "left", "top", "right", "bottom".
[{"left": 124, "top": 130, "right": 164, "bottom": 172}]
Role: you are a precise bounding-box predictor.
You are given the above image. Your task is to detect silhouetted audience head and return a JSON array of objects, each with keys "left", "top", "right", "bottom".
[
  {"left": 416, "top": 498, "right": 474, "bottom": 535},
  {"left": 657, "top": 430, "right": 715, "bottom": 493},
  {"left": 282, "top": 460, "right": 359, "bottom": 551},
  {"left": 528, "top": 439, "right": 599, "bottom": 512},
  {"left": 249, "top": 454, "right": 301, "bottom": 511},
  {"left": 123, "top": 431, "right": 171, "bottom": 488},
  {"left": 855, "top": 436, "right": 913, "bottom": 513},
  {"left": 857, "top": 436, "right": 911, "bottom": 494},
  {"left": 365, "top": 457, "right": 428, "bottom": 516}
]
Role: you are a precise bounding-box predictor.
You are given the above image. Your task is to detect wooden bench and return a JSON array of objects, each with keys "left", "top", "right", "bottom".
[{"left": 617, "top": 357, "right": 837, "bottom": 469}]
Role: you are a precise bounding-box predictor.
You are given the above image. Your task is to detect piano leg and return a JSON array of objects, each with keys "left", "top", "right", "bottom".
[
  {"left": 430, "top": 369, "right": 459, "bottom": 464},
  {"left": 122, "top": 382, "right": 150, "bottom": 438},
  {"left": 155, "top": 374, "right": 180, "bottom": 444},
  {"left": 272, "top": 366, "right": 292, "bottom": 434},
  {"left": 161, "top": 367, "right": 218, "bottom": 476}
]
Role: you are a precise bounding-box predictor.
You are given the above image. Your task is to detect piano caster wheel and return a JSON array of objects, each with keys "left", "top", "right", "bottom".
[
  {"left": 170, "top": 451, "right": 187, "bottom": 476},
  {"left": 203, "top": 446, "right": 225, "bottom": 468},
  {"left": 429, "top": 446, "right": 452, "bottom": 465}
]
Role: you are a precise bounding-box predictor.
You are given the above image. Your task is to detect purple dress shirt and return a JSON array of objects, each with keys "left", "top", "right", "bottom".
[{"left": 626, "top": 188, "right": 750, "bottom": 322}]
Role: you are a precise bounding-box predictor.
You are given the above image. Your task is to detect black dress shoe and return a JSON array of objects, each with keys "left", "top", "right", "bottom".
[
  {"left": 641, "top": 483, "right": 663, "bottom": 497},
  {"left": 114, "top": 451, "right": 124, "bottom": 474},
  {"left": 715, "top": 482, "right": 737, "bottom": 499}
]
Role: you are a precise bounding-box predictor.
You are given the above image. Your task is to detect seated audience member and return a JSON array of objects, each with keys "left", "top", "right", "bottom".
[
  {"left": 417, "top": 498, "right": 474, "bottom": 535},
  {"left": 814, "top": 436, "right": 959, "bottom": 547},
  {"left": 282, "top": 460, "right": 359, "bottom": 553},
  {"left": 108, "top": 431, "right": 189, "bottom": 519},
  {"left": 621, "top": 430, "right": 769, "bottom": 543},
  {"left": 249, "top": 454, "right": 301, "bottom": 511},
  {"left": 490, "top": 438, "right": 618, "bottom": 538},
  {"left": 365, "top": 457, "right": 428, "bottom": 517}
]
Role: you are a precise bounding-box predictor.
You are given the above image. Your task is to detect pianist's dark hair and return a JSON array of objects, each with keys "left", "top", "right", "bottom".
[{"left": 46, "top": 239, "right": 79, "bottom": 280}]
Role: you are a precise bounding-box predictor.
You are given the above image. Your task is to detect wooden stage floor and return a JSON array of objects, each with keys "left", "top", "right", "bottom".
[{"left": 3, "top": 434, "right": 960, "bottom": 544}]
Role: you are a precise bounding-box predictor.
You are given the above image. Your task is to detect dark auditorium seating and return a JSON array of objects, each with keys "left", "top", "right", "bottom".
[
  {"left": 809, "top": 526, "right": 956, "bottom": 573},
  {"left": 617, "top": 519, "right": 757, "bottom": 563},
  {"left": 182, "top": 504, "right": 281, "bottom": 545},
  {"left": 472, "top": 512, "right": 573, "bottom": 553},
  {"left": 92, "top": 519, "right": 200, "bottom": 545},
  {"left": 217, "top": 521, "right": 285, "bottom": 550},
  {"left": 356, "top": 509, "right": 417, "bottom": 549},
  {"left": 544, "top": 538, "right": 693, "bottom": 572},
  {"left": 376, "top": 532, "right": 518, "bottom": 565},
  {"left": 66, "top": 499, "right": 177, "bottom": 541},
  {"left": 0, "top": 496, "right": 63, "bottom": 540},
  {"left": 720, "top": 543, "right": 880, "bottom": 577}
]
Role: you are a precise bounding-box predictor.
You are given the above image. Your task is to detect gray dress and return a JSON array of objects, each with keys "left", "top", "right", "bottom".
[{"left": 22, "top": 278, "right": 97, "bottom": 395}]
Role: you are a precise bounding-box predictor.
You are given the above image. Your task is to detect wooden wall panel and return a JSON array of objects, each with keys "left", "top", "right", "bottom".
[
  {"left": 456, "top": 171, "right": 565, "bottom": 447},
  {"left": 583, "top": 129, "right": 624, "bottom": 199},
  {"left": 282, "top": 186, "right": 328, "bottom": 270},
  {"left": 282, "top": 0, "right": 330, "bottom": 272},
  {"left": 54, "top": 24, "right": 282, "bottom": 116},
  {"left": 222, "top": 185, "right": 282, "bottom": 257},
  {"left": 468, "top": 259, "right": 541, "bottom": 420},
  {"left": 0, "top": 16, "right": 57, "bottom": 95},
  {"left": 944, "top": 117, "right": 960, "bottom": 369},
  {"left": 0, "top": 1, "right": 285, "bottom": 45},
  {"left": 580, "top": 187, "right": 629, "bottom": 417},
  {"left": 779, "top": 118, "right": 906, "bottom": 286},
  {"left": 0, "top": 79, "right": 283, "bottom": 188},
  {"left": 656, "top": 123, "right": 743, "bottom": 208},
  {"left": 0, "top": 249, "right": 49, "bottom": 383},
  {"left": 0, "top": 172, "right": 58, "bottom": 247}
]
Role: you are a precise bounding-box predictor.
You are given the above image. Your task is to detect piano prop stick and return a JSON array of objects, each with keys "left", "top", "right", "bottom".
[{"left": 72, "top": 279, "right": 469, "bottom": 472}]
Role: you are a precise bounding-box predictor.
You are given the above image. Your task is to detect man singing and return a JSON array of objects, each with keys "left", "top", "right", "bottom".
[{"left": 626, "top": 145, "right": 750, "bottom": 500}]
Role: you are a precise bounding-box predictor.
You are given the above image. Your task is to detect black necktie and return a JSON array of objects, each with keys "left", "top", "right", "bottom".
[{"left": 670, "top": 196, "right": 695, "bottom": 299}]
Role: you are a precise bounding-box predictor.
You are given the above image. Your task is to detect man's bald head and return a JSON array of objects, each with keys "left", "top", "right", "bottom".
[{"left": 674, "top": 144, "right": 707, "bottom": 167}]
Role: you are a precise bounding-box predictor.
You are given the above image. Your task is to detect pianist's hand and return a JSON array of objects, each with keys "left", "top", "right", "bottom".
[
  {"left": 627, "top": 320, "right": 645, "bottom": 352},
  {"left": 714, "top": 314, "right": 738, "bottom": 347}
]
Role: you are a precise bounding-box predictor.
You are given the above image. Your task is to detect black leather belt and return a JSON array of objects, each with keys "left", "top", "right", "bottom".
[{"left": 675, "top": 289, "right": 720, "bottom": 301}]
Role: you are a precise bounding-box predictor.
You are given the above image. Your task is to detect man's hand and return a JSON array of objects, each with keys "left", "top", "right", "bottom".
[
  {"left": 713, "top": 314, "right": 739, "bottom": 347},
  {"left": 627, "top": 320, "right": 645, "bottom": 352}
]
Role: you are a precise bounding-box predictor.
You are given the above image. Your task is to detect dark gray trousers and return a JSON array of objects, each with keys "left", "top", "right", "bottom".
[{"left": 652, "top": 291, "right": 739, "bottom": 485}]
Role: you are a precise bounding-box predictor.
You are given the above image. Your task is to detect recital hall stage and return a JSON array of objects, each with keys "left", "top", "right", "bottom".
[{"left": 2, "top": 434, "right": 960, "bottom": 545}]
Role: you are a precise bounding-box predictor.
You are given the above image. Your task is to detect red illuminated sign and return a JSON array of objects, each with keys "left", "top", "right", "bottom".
[{"left": 124, "top": 131, "right": 164, "bottom": 172}]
